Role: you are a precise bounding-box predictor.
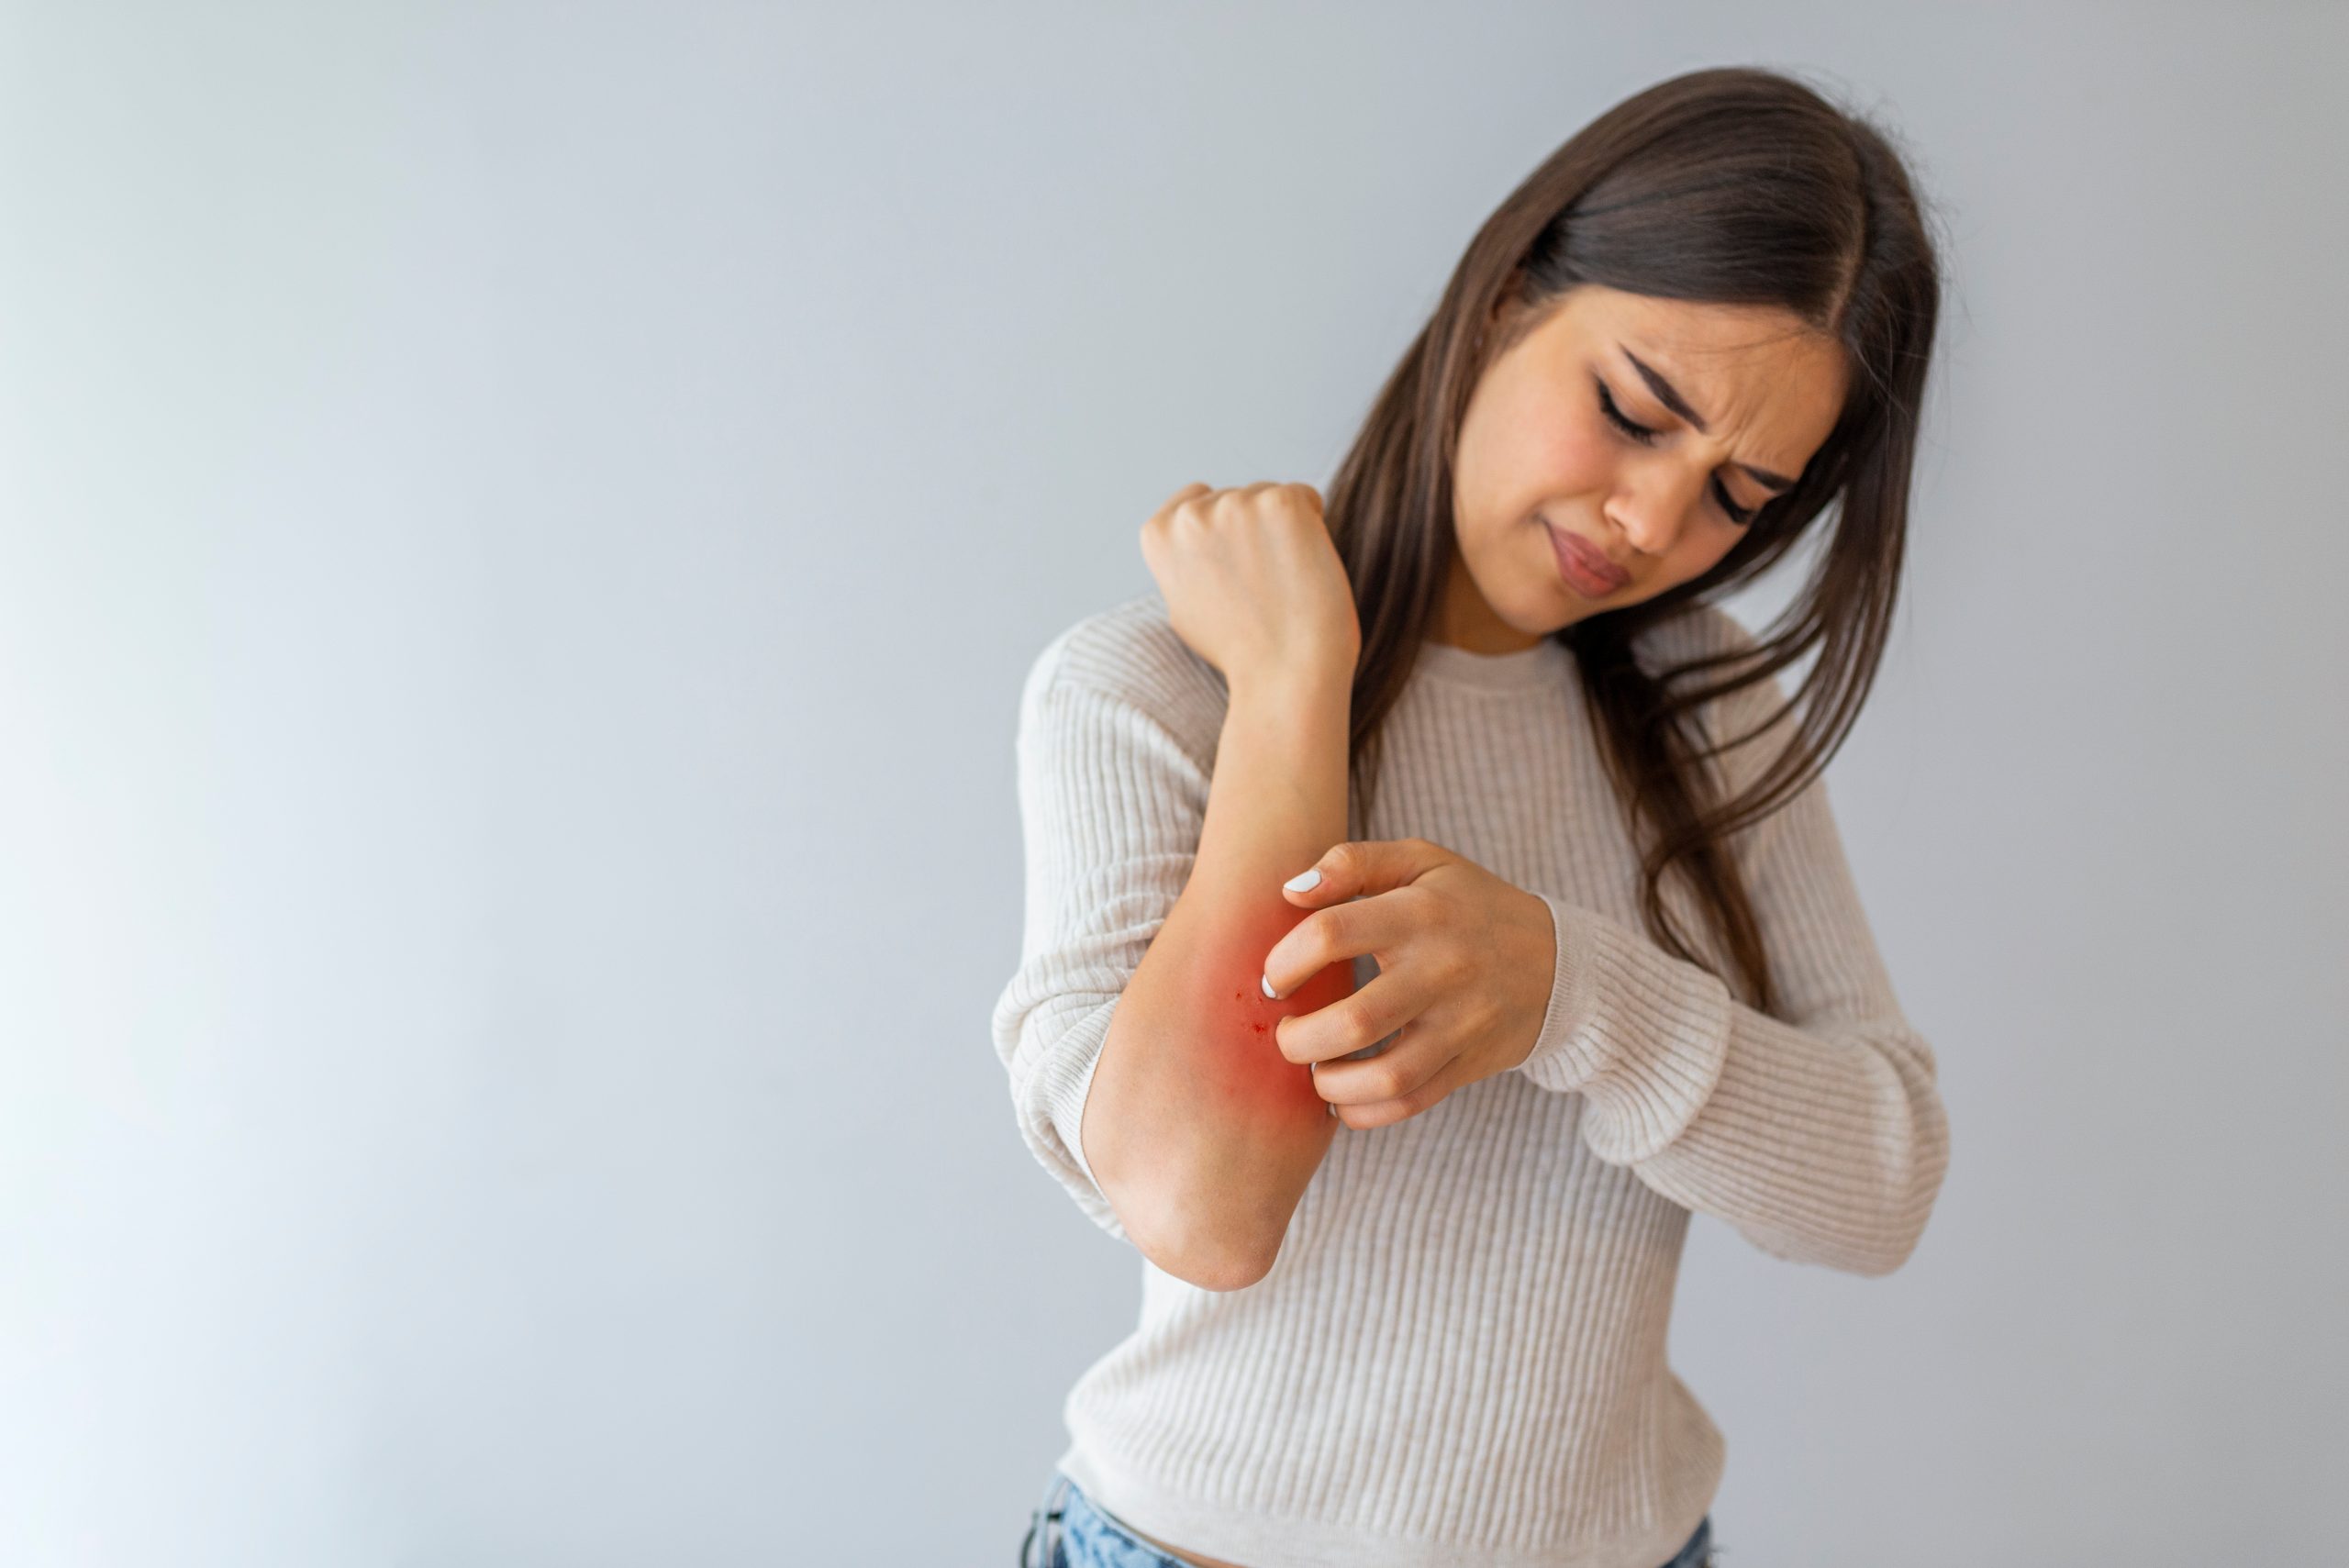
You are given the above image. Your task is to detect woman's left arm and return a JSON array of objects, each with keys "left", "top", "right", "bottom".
[{"left": 1517, "top": 755, "right": 1951, "bottom": 1278}]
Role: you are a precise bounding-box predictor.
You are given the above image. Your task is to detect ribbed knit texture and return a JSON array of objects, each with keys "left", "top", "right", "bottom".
[{"left": 991, "top": 590, "right": 1950, "bottom": 1568}]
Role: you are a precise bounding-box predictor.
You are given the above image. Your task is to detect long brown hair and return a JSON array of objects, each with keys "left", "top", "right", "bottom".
[{"left": 1326, "top": 65, "right": 1944, "bottom": 1016}]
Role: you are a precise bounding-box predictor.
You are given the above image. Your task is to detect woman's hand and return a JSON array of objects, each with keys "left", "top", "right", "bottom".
[
  {"left": 1259, "top": 838, "right": 1559, "bottom": 1129},
  {"left": 1139, "top": 481, "right": 1361, "bottom": 692}
]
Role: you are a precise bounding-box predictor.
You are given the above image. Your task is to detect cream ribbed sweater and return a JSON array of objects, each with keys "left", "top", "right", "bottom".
[{"left": 991, "top": 590, "right": 1949, "bottom": 1568}]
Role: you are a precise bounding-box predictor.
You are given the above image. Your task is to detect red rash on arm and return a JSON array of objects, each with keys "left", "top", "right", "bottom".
[
  {"left": 1080, "top": 664, "right": 1354, "bottom": 1287},
  {"left": 1206, "top": 898, "right": 1353, "bottom": 1122}
]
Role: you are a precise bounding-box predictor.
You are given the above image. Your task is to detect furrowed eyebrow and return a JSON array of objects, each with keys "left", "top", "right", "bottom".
[{"left": 1619, "top": 344, "right": 1799, "bottom": 494}]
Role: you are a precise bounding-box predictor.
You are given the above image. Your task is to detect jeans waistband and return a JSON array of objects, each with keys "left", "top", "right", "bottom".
[{"left": 1020, "top": 1470, "right": 1074, "bottom": 1567}]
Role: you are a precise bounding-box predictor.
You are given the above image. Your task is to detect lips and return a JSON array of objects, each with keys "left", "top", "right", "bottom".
[{"left": 1547, "top": 523, "right": 1631, "bottom": 591}]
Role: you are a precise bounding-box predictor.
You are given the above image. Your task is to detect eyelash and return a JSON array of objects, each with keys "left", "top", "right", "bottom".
[{"left": 1594, "top": 377, "right": 1762, "bottom": 527}]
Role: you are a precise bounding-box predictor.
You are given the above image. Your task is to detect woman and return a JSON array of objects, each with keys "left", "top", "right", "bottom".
[{"left": 994, "top": 64, "right": 1952, "bottom": 1568}]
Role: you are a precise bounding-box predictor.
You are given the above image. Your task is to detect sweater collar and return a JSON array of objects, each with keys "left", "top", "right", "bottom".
[{"left": 1412, "top": 635, "right": 1571, "bottom": 692}]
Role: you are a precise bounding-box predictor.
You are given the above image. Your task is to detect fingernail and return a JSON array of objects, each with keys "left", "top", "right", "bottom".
[
  {"left": 1261, "top": 973, "right": 1276, "bottom": 998},
  {"left": 1284, "top": 867, "right": 1322, "bottom": 892}
]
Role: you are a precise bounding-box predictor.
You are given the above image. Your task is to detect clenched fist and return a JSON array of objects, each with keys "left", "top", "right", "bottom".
[{"left": 1140, "top": 481, "right": 1361, "bottom": 694}]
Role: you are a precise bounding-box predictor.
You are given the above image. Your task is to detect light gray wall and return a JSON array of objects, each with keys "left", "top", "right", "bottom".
[{"left": 2, "top": 3, "right": 2341, "bottom": 1563}]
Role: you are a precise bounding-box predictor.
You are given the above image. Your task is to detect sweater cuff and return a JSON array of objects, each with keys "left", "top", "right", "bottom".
[
  {"left": 1517, "top": 892, "right": 1735, "bottom": 1165},
  {"left": 1013, "top": 995, "right": 1132, "bottom": 1244},
  {"left": 1523, "top": 892, "right": 1609, "bottom": 1088}
]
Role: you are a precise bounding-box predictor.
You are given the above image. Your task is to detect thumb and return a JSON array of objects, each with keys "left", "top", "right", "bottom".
[{"left": 1279, "top": 838, "right": 1452, "bottom": 906}]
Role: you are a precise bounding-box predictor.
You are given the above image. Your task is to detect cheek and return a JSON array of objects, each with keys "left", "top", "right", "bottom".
[
  {"left": 1650, "top": 528, "right": 1742, "bottom": 595},
  {"left": 1482, "top": 413, "right": 1610, "bottom": 517},
  {"left": 1690, "top": 521, "right": 1746, "bottom": 569},
  {"left": 1547, "top": 424, "right": 1614, "bottom": 492},
  {"left": 1457, "top": 381, "right": 1610, "bottom": 527}
]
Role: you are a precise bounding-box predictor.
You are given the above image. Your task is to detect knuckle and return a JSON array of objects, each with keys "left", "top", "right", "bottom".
[{"left": 1315, "top": 902, "right": 1353, "bottom": 947}]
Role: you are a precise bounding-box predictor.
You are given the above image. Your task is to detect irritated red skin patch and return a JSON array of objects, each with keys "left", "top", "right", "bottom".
[{"left": 1198, "top": 898, "right": 1355, "bottom": 1124}]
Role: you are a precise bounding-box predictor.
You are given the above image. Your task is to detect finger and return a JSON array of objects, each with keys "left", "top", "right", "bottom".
[
  {"left": 1141, "top": 482, "right": 1215, "bottom": 538},
  {"left": 1334, "top": 1046, "right": 1475, "bottom": 1130},
  {"left": 1279, "top": 838, "right": 1452, "bottom": 908},
  {"left": 1273, "top": 963, "right": 1427, "bottom": 1066},
  {"left": 1310, "top": 1021, "right": 1445, "bottom": 1111},
  {"left": 1262, "top": 892, "right": 1424, "bottom": 1001}
]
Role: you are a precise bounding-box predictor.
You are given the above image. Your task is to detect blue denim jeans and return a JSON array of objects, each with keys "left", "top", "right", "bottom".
[{"left": 1019, "top": 1469, "right": 1716, "bottom": 1568}]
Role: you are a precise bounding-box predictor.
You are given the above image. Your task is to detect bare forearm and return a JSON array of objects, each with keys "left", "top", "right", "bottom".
[{"left": 1083, "top": 665, "right": 1353, "bottom": 1288}]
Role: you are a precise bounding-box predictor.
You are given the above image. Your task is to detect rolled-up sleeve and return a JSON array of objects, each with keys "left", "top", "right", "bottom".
[
  {"left": 989, "top": 639, "right": 1211, "bottom": 1246},
  {"left": 1515, "top": 654, "right": 1951, "bottom": 1277}
]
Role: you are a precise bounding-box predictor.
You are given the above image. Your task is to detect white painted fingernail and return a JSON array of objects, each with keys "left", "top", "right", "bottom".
[
  {"left": 1284, "top": 867, "right": 1321, "bottom": 892},
  {"left": 1261, "top": 973, "right": 1276, "bottom": 998}
]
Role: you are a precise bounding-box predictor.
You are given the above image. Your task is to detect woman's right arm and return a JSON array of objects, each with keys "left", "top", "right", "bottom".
[
  {"left": 993, "top": 483, "right": 1364, "bottom": 1290},
  {"left": 1082, "top": 659, "right": 1354, "bottom": 1290}
]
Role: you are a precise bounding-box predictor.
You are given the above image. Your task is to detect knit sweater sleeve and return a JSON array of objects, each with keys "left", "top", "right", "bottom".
[
  {"left": 988, "top": 631, "right": 1214, "bottom": 1247},
  {"left": 1513, "top": 657, "right": 1951, "bottom": 1278}
]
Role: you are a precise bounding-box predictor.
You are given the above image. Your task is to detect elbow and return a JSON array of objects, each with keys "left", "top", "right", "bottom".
[
  {"left": 1853, "top": 1221, "right": 1928, "bottom": 1279},
  {"left": 1849, "top": 1064, "right": 1951, "bottom": 1278},
  {"left": 1753, "top": 1166, "right": 1943, "bottom": 1279},
  {"left": 1855, "top": 1153, "right": 1948, "bottom": 1277},
  {"left": 1119, "top": 1194, "right": 1279, "bottom": 1292},
  {"left": 1110, "top": 1177, "right": 1280, "bottom": 1293},
  {"left": 1145, "top": 1236, "right": 1276, "bottom": 1292}
]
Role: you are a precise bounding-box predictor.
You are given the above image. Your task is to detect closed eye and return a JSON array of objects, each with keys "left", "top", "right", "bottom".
[{"left": 1595, "top": 376, "right": 1761, "bottom": 527}]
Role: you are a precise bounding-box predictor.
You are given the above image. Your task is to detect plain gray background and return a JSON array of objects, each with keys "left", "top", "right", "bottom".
[{"left": 2, "top": 3, "right": 2343, "bottom": 1564}]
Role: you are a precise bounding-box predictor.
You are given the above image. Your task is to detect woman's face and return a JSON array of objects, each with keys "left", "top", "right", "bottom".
[{"left": 1441, "top": 282, "right": 1850, "bottom": 651}]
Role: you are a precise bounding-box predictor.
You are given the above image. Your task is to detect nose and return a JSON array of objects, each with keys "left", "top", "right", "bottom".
[{"left": 1604, "top": 464, "right": 1708, "bottom": 558}]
